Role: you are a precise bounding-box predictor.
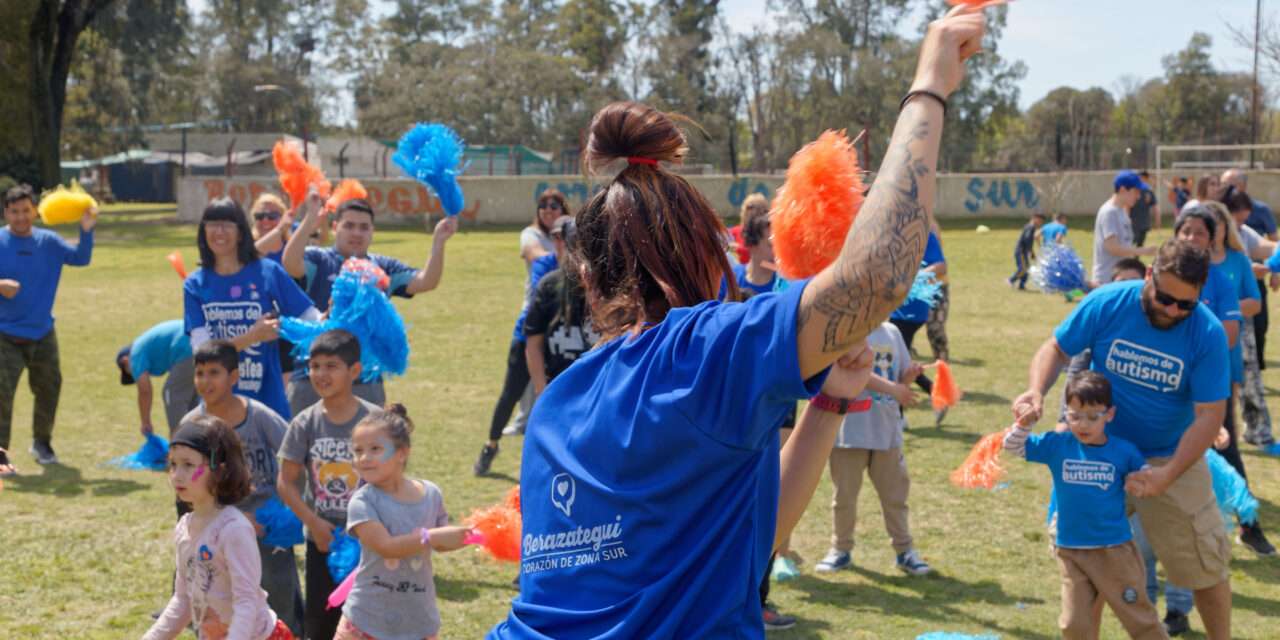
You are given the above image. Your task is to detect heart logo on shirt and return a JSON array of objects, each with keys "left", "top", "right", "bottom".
[
  {"left": 411, "top": 557, "right": 423, "bottom": 571},
  {"left": 385, "top": 558, "right": 401, "bottom": 570},
  {"left": 557, "top": 481, "right": 569, "bottom": 497}
]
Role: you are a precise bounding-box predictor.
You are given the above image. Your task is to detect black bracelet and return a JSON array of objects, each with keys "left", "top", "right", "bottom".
[{"left": 900, "top": 90, "right": 947, "bottom": 117}]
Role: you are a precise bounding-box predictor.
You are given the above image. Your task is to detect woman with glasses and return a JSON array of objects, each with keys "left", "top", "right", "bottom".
[
  {"left": 474, "top": 190, "right": 569, "bottom": 475},
  {"left": 249, "top": 193, "right": 293, "bottom": 262},
  {"left": 183, "top": 198, "right": 320, "bottom": 420}
]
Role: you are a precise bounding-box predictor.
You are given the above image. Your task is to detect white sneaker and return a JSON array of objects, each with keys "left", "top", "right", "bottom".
[
  {"left": 896, "top": 549, "right": 932, "bottom": 576},
  {"left": 501, "top": 423, "right": 525, "bottom": 436}
]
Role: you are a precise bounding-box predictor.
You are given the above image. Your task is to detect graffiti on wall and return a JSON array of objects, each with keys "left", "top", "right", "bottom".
[
  {"left": 201, "top": 179, "right": 480, "bottom": 219},
  {"left": 534, "top": 177, "right": 773, "bottom": 210},
  {"left": 963, "top": 177, "right": 1040, "bottom": 213}
]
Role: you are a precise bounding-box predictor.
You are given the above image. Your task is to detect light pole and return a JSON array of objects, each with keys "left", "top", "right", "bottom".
[{"left": 254, "top": 84, "right": 309, "bottom": 161}]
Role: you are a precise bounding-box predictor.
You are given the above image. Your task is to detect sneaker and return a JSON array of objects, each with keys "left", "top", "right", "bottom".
[
  {"left": 1239, "top": 522, "right": 1277, "bottom": 556},
  {"left": 1163, "top": 611, "right": 1190, "bottom": 636},
  {"left": 0, "top": 448, "right": 15, "bottom": 477},
  {"left": 761, "top": 602, "right": 796, "bottom": 631},
  {"left": 896, "top": 549, "right": 932, "bottom": 576},
  {"left": 934, "top": 408, "right": 948, "bottom": 427},
  {"left": 30, "top": 440, "right": 58, "bottom": 465},
  {"left": 771, "top": 556, "right": 800, "bottom": 582},
  {"left": 501, "top": 423, "right": 525, "bottom": 436},
  {"left": 473, "top": 444, "right": 499, "bottom": 476},
  {"left": 814, "top": 549, "right": 851, "bottom": 573}
]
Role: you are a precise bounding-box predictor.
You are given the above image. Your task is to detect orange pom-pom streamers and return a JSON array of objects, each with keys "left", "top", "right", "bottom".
[
  {"left": 326, "top": 179, "right": 368, "bottom": 212},
  {"left": 272, "top": 140, "right": 330, "bottom": 209},
  {"left": 950, "top": 429, "right": 1009, "bottom": 490},
  {"left": 167, "top": 250, "right": 188, "bottom": 280},
  {"left": 929, "top": 360, "right": 962, "bottom": 411},
  {"left": 769, "top": 130, "right": 866, "bottom": 280},
  {"left": 464, "top": 490, "right": 522, "bottom": 562}
]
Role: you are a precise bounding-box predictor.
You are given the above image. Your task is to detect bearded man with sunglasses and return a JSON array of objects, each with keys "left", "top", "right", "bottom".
[{"left": 1012, "top": 239, "right": 1234, "bottom": 639}]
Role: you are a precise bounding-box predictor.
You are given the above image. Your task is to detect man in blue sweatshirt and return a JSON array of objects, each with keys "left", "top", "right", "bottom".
[{"left": 0, "top": 184, "right": 96, "bottom": 475}]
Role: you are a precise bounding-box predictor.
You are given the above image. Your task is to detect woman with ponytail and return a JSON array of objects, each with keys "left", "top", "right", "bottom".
[{"left": 490, "top": 8, "right": 985, "bottom": 638}]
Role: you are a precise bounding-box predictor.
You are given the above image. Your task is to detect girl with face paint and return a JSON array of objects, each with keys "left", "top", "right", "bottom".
[
  {"left": 146, "top": 416, "right": 294, "bottom": 640},
  {"left": 337, "top": 404, "right": 473, "bottom": 640}
]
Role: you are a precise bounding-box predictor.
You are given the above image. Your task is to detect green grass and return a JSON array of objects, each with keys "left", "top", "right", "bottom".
[{"left": 1, "top": 207, "right": 1278, "bottom": 638}]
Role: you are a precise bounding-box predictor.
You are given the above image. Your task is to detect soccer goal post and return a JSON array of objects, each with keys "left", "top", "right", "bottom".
[{"left": 1156, "top": 143, "right": 1280, "bottom": 204}]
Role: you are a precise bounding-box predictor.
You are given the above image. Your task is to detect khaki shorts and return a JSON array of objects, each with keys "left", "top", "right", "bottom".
[{"left": 1127, "top": 456, "right": 1231, "bottom": 590}]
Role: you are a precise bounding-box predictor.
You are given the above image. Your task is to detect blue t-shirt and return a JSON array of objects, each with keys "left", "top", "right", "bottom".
[
  {"left": 129, "top": 320, "right": 192, "bottom": 378},
  {"left": 1054, "top": 281, "right": 1230, "bottom": 457},
  {"left": 891, "top": 232, "right": 944, "bottom": 324},
  {"left": 1041, "top": 222, "right": 1067, "bottom": 246},
  {"left": 0, "top": 227, "right": 93, "bottom": 339},
  {"left": 490, "top": 281, "right": 827, "bottom": 639},
  {"left": 1212, "top": 250, "right": 1258, "bottom": 383},
  {"left": 514, "top": 253, "right": 558, "bottom": 342},
  {"left": 718, "top": 263, "right": 782, "bottom": 300},
  {"left": 1025, "top": 431, "right": 1147, "bottom": 548},
  {"left": 1246, "top": 199, "right": 1277, "bottom": 237},
  {"left": 183, "top": 259, "right": 315, "bottom": 419},
  {"left": 301, "top": 246, "right": 417, "bottom": 313}
]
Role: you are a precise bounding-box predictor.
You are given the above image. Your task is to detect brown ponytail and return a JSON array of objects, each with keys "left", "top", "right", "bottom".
[
  {"left": 576, "top": 102, "right": 736, "bottom": 340},
  {"left": 354, "top": 403, "right": 416, "bottom": 453}
]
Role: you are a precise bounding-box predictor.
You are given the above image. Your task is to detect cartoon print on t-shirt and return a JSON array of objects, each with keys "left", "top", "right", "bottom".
[{"left": 315, "top": 459, "right": 359, "bottom": 510}]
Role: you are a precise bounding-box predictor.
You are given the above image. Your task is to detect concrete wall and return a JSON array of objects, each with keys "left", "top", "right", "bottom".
[{"left": 177, "top": 170, "right": 1280, "bottom": 224}]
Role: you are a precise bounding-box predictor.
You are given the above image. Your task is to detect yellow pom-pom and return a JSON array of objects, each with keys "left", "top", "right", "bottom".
[{"left": 37, "top": 182, "right": 97, "bottom": 226}]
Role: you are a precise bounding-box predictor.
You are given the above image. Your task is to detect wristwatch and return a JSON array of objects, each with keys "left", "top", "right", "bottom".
[{"left": 810, "top": 393, "right": 872, "bottom": 414}]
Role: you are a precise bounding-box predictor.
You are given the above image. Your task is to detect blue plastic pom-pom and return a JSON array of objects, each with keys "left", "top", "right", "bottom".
[
  {"left": 255, "top": 496, "right": 305, "bottom": 549},
  {"left": 1207, "top": 449, "right": 1258, "bottom": 527},
  {"left": 906, "top": 271, "right": 944, "bottom": 308},
  {"left": 327, "top": 530, "right": 362, "bottom": 583},
  {"left": 107, "top": 432, "right": 169, "bottom": 471},
  {"left": 392, "top": 123, "right": 467, "bottom": 216},
  {"left": 1032, "top": 244, "right": 1087, "bottom": 294}
]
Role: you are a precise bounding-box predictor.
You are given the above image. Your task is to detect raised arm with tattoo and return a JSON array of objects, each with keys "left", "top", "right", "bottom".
[{"left": 797, "top": 7, "right": 985, "bottom": 379}]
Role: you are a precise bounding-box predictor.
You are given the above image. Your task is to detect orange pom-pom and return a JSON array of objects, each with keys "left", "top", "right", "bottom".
[
  {"left": 464, "top": 501, "right": 521, "bottom": 562},
  {"left": 326, "top": 179, "right": 368, "bottom": 212},
  {"left": 166, "top": 250, "right": 188, "bottom": 280},
  {"left": 503, "top": 485, "right": 521, "bottom": 512},
  {"left": 769, "top": 130, "right": 866, "bottom": 280},
  {"left": 931, "top": 360, "right": 962, "bottom": 411},
  {"left": 950, "top": 429, "right": 1008, "bottom": 490},
  {"left": 272, "top": 140, "right": 330, "bottom": 209}
]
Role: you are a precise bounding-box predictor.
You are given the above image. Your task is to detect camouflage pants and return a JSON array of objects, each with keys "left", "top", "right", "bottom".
[
  {"left": 1241, "top": 321, "right": 1274, "bottom": 445},
  {"left": 926, "top": 284, "right": 950, "bottom": 363},
  {"left": 0, "top": 329, "right": 61, "bottom": 450}
]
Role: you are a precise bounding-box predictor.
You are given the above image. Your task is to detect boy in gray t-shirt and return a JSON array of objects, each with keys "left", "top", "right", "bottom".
[{"left": 815, "top": 322, "right": 932, "bottom": 577}]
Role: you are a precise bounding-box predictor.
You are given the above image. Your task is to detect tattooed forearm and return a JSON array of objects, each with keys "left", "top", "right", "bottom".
[{"left": 799, "top": 109, "right": 940, "bottom": 355}]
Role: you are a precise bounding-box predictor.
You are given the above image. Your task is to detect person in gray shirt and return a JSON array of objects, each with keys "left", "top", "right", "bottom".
[{"left": 1092, "top": 170, "right": 1156, "bottom": 287}]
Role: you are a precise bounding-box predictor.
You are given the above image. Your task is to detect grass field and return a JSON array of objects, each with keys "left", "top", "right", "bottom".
[{"left": 1, "top": 206, "right": 1278, "bottom": 639}]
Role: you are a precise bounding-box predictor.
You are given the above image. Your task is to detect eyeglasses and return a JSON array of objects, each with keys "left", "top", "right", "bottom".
[
  {"left": 1064, "top": 410, "right": 1108, "bottom": 424},
  {"left": 538, "top": 201, "right": 563, "bottom": 211},
  {"left": 253, "top": 211, "right": 282, "bottom": 221},
  {"left": 1151, "top": 275, "right": 1198, "bottom": 311},
  {"left": 204, "top": 221, "right": 237, "bottom": 232}
]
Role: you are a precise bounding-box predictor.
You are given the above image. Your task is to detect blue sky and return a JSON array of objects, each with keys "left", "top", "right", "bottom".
[{"left": 720, "top": 0, "right": 1264, "bottom": 109}]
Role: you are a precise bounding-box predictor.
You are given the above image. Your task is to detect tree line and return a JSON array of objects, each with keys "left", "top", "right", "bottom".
[{"left": 2, "top": 0, "right": 1277, "bottom": 189}]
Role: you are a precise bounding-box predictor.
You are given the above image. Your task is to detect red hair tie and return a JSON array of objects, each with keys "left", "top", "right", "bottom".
[{"left": 627, "top": 157, "right": 658, "bottom": 166}]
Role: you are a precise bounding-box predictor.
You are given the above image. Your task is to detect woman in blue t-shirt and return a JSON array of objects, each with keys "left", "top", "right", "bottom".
[
  {"left": 183, "top": 198, "right": 319, "bottom": 420},
  {"left": 490, "top": 11, "right": 983, "bottom": 636}
]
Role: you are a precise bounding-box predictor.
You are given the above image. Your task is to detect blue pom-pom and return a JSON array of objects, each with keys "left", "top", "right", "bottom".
[
  {"left": 328, "top": 530, "right": 362, "bottom": 582},
  {"left": 1207, "top": 449, "right": 1258, "bottom": 526},
  {"left": 280, "top": 261, "right": 410, "bottom": 383},
  {"left": 392, "top": 123, "right": 467, "bottom": 216},
  {"left": 906, "top": 271, "right": 943, "bottom": 308},
  {"left": 255, "top": 496, "right": 305, "bottom": 549},
  {"left": 107, "top": 432, "right": 169, "bottom": 471},
  {"left": 1032, "top": 244, "right": 1087, "bottom": 294}
]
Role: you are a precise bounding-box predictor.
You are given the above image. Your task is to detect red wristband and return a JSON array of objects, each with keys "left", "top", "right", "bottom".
[{"left": 810, "top": 393, "right": 872, "bottom": 414}]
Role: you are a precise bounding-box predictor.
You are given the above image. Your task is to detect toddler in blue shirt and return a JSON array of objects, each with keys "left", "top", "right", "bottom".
[{"left": 1004, "top": 371, "right": 1168, "bottom": 639}]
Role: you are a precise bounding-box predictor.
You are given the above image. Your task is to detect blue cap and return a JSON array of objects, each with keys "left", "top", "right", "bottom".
[{"left": 1114, "top": 170, "right": 1149, "bottom": 192}]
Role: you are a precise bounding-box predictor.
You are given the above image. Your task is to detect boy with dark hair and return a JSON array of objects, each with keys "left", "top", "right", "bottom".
[
  {"left": 0, "top": 183, "right": 96, "bottom": 474},
  {"left": 1005, "top": 371, "right": 1166, "bottom": 639},
  {"left": 1009, "top": 212, "right": 1045, "bottom": 290},
  {"left": 277, "top": 329, "right": 380, "bottom": 639},
  {"left": 117, "top": 320, "right": 197, "bottom": 437},
  {"left": 282, "top": 193, "right": 456, "bottom": 415},
  {"left": 180, "top": 339, "right": 302, "bottom": 635},
  {"left": 1041, "top": 213, "right": 1069, "bottom": 247}
]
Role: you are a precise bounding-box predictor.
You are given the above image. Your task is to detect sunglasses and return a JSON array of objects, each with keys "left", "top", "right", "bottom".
[
  {"left": 538, "top": 201, "right": 563, "bottom": 211},
  {"left": 253, "top": 211, "right": 282, "bottom": 221},
  {"left": 1151, "top": 275, "right": 1198, "bottom": 311}
]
